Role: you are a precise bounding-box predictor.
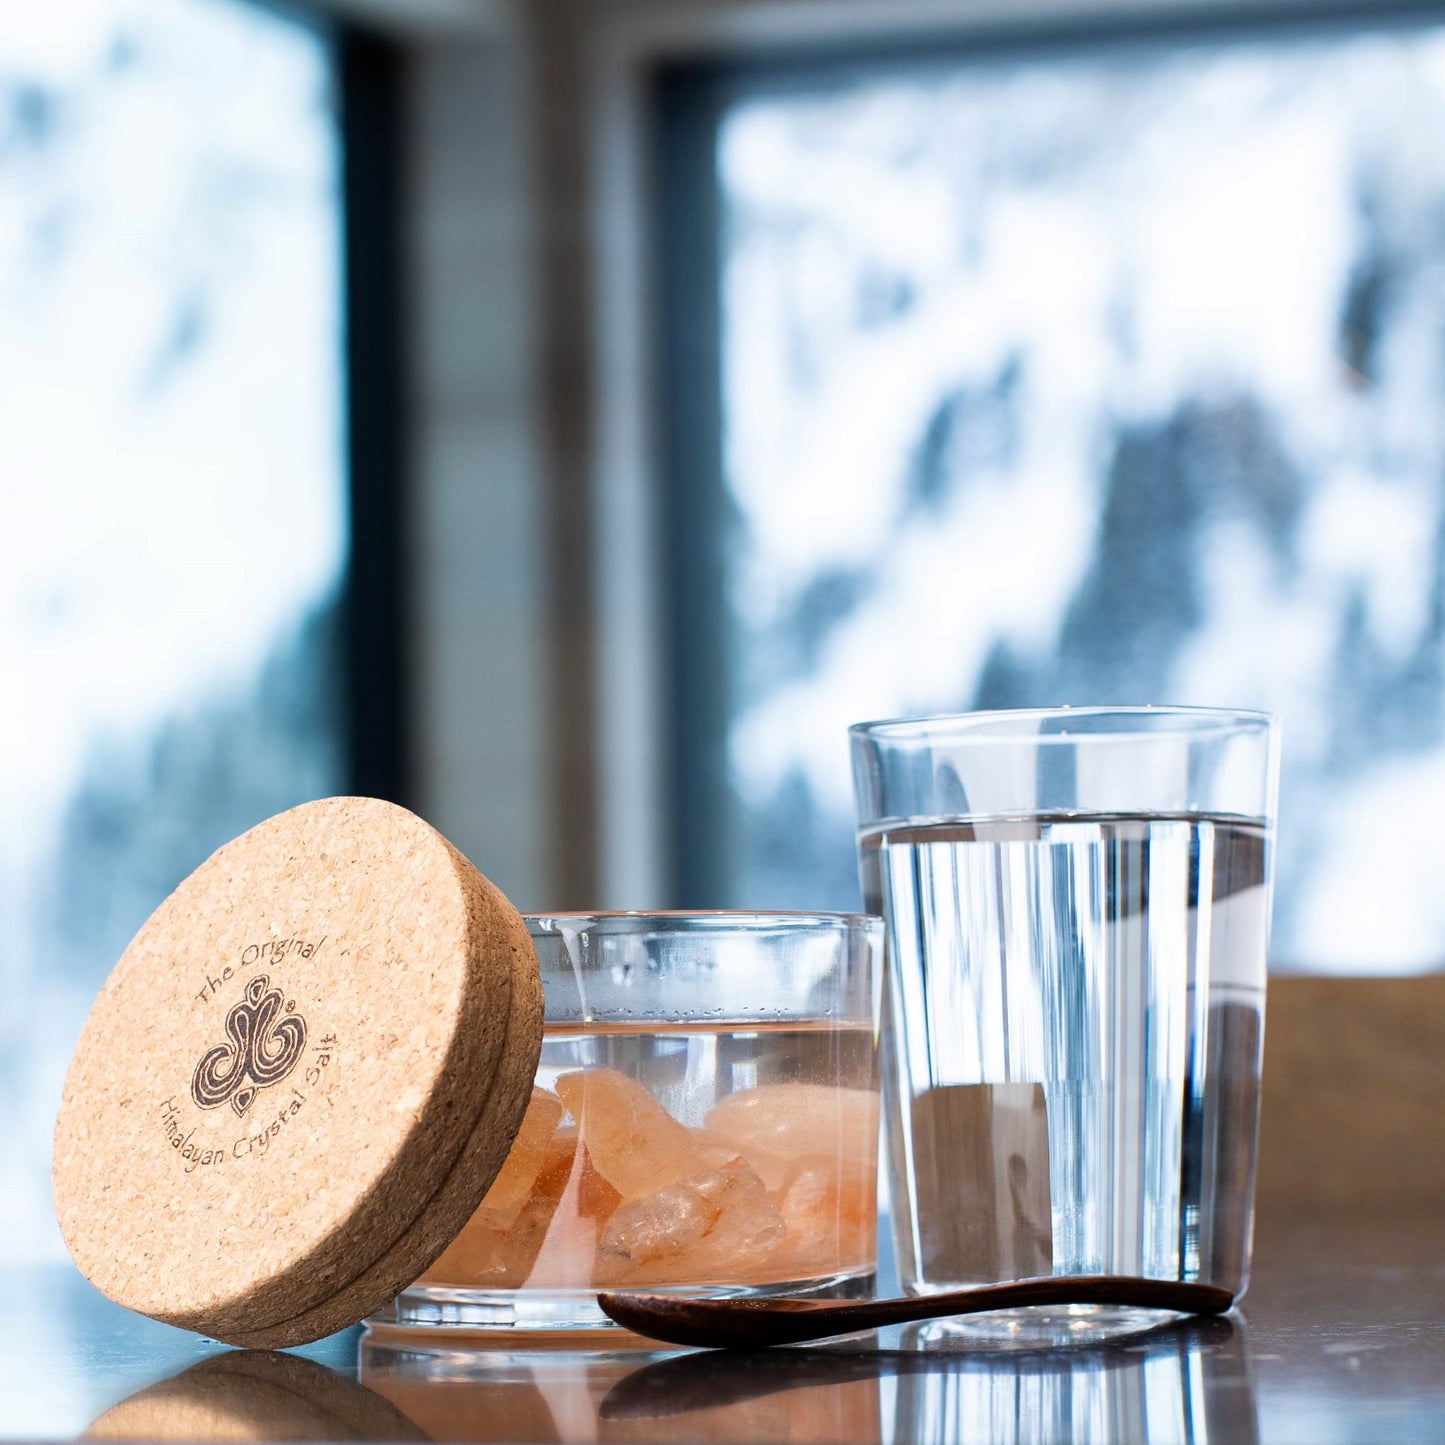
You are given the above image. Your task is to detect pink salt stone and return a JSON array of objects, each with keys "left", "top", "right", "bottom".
[
  {"left": 555, "top": 1067, "right": 735, "bottom": 1201},
  {"left": 704, "top": 1082, "right": 880, "bottom": 1164},
  {"left": 596, "top": 1160, "right": 786, "bottom": 1287},
  {"left": 767, "top": 1154, "right": 877, "bottom": 1278},
  {"left": 523, "top": 1140, "right": 624, "bottom": 1288},
  {"left": 421, "top": 1125, "right": 577, "bottom": 1287},
  {"left": 478, "top": 1086, "right": 565, "bottom": 1220}
]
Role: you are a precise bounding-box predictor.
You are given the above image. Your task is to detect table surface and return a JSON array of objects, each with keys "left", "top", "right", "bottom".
[{"left": 3, "top": 1212, "right": 1441, "bottom": 1444}]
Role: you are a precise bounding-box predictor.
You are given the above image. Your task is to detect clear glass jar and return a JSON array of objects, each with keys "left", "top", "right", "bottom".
[{"left": 371, "top": 911, "right": 883, "bottom": 1335}]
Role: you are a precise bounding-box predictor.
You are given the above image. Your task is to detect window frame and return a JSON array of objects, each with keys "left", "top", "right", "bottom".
[
  {"left": 337, "top": 21, "right": 410, "bottom": 806},
  {"left": 229, "top": 0, "right": 412, "bottom": 806}
]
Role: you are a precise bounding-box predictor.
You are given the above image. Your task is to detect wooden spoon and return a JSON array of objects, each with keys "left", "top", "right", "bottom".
[{"left": 597, "top": 1275, "right": 1233, "bottom": 1350}]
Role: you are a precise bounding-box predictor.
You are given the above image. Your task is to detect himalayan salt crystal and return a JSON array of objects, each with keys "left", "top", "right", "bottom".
[
  {"left": 421, "top": 1124, "right": 577, "bottom": 1287},
  {"left": 596, "top": 1159, "right": 786, "bottom": 1287},
  {"left": 704, "top": 1082, "right": 879, "bottom": 1166},
  {"left": 555, "top": 1068, "right": 735, "bottom": 1201},
  {"left": 576, "top": 1146, "right": 624, "bottom": 1224},
  {"left": 721, "top": 1144, "right": 793, "bottom": 1193},
  {"left": 766, "top": 1153, "right": 877, "bottom": 1278},
  {"left": 476, "top": 1086, "right": 564, "bottom": 1220},
  {"left": 523, "top": 1142, "right": 624, "bottom": 1288}
]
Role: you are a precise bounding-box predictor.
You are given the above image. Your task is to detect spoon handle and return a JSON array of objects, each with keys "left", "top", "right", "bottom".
[{"left": 597, "top": 1275, "right": 1234, "bottom": 1350}]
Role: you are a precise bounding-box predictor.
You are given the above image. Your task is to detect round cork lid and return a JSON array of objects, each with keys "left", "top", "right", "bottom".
[{"left": 53, "top": 797, "right": 543, "bottom": 1347}]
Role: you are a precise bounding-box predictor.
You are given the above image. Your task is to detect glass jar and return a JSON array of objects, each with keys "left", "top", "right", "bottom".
[{"left": 370, "top": 911, "right": 883, "bottom": 1335}]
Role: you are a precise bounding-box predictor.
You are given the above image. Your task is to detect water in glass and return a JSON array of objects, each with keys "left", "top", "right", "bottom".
[{"left": 861, "top": 812, "right": 1268, "bottom": 1299}]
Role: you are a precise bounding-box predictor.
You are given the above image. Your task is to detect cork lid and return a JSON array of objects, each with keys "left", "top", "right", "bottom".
[{"left": 52, "top": 797, "right": 543, "bottom": 1348}]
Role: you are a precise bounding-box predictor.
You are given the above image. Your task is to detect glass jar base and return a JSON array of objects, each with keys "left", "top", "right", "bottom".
[{"left": 370, "top": 1268, "right": 877, "bottom": 1338}]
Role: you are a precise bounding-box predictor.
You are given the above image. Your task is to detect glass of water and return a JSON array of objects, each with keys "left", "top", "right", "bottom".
[{"left": 850, "top": 707, "right": 1278, "bottom": 1336}]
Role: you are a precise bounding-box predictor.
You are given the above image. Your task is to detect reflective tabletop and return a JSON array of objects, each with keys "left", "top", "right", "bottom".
[{"left": 3, "top": 1213, "right": 1441, "bottom": 1443}]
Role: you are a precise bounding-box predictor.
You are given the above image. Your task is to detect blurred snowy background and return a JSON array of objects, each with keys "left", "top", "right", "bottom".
[
  {"left": 715, "top": 25, "right": 1445, "bottom": 974},
  {"left": 0, "top": 0, "right": 345, "bottom": 1259},
  {"left": 9, "top": 0, "right": 1445, "bottom": 1269}
]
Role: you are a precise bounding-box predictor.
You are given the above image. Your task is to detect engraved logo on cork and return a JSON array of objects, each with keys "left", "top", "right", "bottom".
[{"left": 191, "top": 973, "right": 308, "bottom": 1118}]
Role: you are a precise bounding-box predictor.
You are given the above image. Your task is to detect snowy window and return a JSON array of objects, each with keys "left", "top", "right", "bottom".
[
  {"left": 0, "top": 0, "right": 346, "bottom": 1257},
  {"left": 700, "top": 22, "right": 1445, "bottom": 973}
]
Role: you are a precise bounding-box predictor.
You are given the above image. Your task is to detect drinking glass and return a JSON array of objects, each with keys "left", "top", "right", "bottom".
[
  {"left": 374, "top": 911, "right": 883, "bottom": 1335},
  {"left": 850, "top": 707, "right": 1279, "bottom": 1335}
]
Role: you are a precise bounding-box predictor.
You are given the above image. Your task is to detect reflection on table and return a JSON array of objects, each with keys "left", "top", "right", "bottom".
[
  {"left": 890, "top": 1315, "right": 1255, "bottom": 1444},
  {"left": 84, "top": 1350, "right": 425, "bottom": 1442},
  {"left": 359, "top": 1333, "right": 884, "bottom": 1444},
  {"left": 355, "top": 1312, "right": 1255, "bottom": 1445}
]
